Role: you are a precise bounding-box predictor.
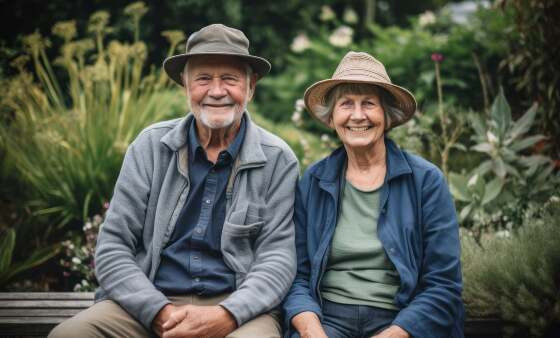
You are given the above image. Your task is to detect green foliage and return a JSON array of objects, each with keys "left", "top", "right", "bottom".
[
  {"left": 501, "top": 0, "right": 560, "bottom": 156},
  {"left": 448, "top": 90, "right": 558, "bottom": 240},
  {"left": 0, "top": 228, "right": 59, "bottom": 288},
  {"left": 469, "top": 88, "right": 546, "bottom": 179},
  {"left": 0, "top": 6, "right": 184, "bottom": 228},
  {"left": 461, "top": 199, "right": 560, "bottom": 337},
  {"left": 258, "top": 4, "right": 513, "bottom": 126}
]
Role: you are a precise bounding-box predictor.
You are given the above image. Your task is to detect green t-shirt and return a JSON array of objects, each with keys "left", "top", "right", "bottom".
[{"left": 321, "top": 179, "right": 400, "bottom": 310}]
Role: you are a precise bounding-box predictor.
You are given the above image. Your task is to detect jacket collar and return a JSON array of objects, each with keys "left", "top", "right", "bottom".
[
  {"left": 311, "top": 137, "right": 412, "bottom": 183},
  {"left": 160, "top": 112, "right": 267, "bottom": 175}
]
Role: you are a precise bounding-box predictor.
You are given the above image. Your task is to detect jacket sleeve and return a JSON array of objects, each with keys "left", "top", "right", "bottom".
[
  {"left": 220, "top": 152, "right": 299, "bottom": 326},
  {"left": 94, "top": 136, "right": 170, "bottom": 330},
  {"left": 282, "top": 173, "right": 323, "bottom": 329},
  {"left": 392, "top": 168, "right": 463, "bottom": 338}
]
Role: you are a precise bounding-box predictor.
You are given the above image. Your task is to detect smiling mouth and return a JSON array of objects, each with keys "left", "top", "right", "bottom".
[
  {"left": 203, "top": 104, "right": 234, "bottom": 108},
  {"left": 346, "top": 126, "right": 372, "bottom": 132}
]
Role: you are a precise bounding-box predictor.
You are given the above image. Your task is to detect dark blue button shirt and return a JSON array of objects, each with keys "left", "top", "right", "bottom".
[{"left": 154, "top": 116, "right": 246, "bottom": 295}]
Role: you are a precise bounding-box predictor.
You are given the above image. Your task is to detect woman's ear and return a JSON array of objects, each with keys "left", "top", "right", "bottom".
[{"left": 328, "top": 115, "right": 334, "bottom": 128}]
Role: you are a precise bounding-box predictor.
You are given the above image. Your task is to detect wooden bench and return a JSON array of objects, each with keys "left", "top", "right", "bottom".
[
  {"left": 0, "top": 292, "right": 506, "bottom": 337},
  {"left": 0, "top": 292, "right": 94, "bottom": 337}
]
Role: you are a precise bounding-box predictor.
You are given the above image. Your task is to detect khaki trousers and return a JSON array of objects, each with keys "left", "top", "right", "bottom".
[{"left": 48, "top": 294, "right": 281, "bottom": 338}]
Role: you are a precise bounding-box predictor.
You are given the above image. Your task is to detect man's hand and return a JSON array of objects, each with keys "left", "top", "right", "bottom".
[
  {"left": 161, "top": 305, "right": 237, "bottom": 338},
  {"left": 153, "top": 304, "right": 177, "bottom": 337},
  {"left": 291, "top": 311, "right": 328, "bottom": 338},
  {"left": 372, "top": 325, "right": 410, "bottom": 338}
]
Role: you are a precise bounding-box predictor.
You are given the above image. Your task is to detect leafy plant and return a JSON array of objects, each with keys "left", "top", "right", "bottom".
[
  {"left": 0, "top": 4, "right": 185, "bottom": 229},
  {"left": 469, "top": 87, "right": 546, "bottom": 179},
  {"left": 461, "top": 199, "right": 560, "bottom": 337},
  {"left": 0, "top": 228, "right": 59, "bottom": 288}
]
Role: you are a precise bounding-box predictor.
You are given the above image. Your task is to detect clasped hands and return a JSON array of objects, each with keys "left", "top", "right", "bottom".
[{"left": 152, "top": 303, "right": 237, "bottom": 338}]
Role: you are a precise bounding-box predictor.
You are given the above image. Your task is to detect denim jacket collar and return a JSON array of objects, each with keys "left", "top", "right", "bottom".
[{"left": 311, "top": 137, "right": 412, "bottom": 184}]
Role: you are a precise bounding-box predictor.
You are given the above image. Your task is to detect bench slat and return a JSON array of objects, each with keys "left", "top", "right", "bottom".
[
  {"left": 0, "top": 309, "right": 84, "bottom": 317},
  {"left": 0, "top": 300, "right": 93, "bottom": 308},
  {"left": 0, "top": 292, "right": 94, "bottom": 300},
  {"left": 0, "top": 317, "right": 69, "bottom": 324}
]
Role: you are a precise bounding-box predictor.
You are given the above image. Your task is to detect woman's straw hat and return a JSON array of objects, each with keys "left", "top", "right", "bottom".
[{"left": 304, "top": 51, "right": 417, "bottom": 129}]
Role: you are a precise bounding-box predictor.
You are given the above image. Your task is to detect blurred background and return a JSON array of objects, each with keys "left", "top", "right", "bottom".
[{"left": 0, "top": 1, "right": 559, "bottom": 336}]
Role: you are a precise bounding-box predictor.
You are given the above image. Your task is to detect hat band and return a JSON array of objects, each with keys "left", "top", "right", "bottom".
[
  {"left": 334, "top": 68, "right": 390, "bottom": 82},
  {"left": 189, "top": 41, "right": 249, "bottom": 55},
  {"left": 333, "top": 72, "right": 389, "bottom": 84}
]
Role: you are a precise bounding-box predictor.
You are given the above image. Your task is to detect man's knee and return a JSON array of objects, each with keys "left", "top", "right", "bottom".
[
  {"left": 227, "top": 313, "right": 282, "bottom": 338},
  {"left": 48, "top": 300, "right": 150, "bottom": 338},
  {"left": 48, "top": 315, "right": 99, "bottom": 338}
]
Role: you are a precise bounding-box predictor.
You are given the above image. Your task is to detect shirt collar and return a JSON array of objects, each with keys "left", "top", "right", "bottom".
[{"left": 187, "top": 115, "right": 247, "bottom": 163}]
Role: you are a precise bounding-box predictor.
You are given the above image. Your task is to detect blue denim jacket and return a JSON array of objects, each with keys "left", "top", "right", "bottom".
[{"left": 283, "top": 138, "right": 464, "bottom": 338}]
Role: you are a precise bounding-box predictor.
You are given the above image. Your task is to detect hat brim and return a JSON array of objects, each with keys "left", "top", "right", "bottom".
[
  {"left": 163, "top": 52, "right": 271, "bottom": 86},
  {"left": 304, "top": 78, "right": 417, "bottom": 130}
]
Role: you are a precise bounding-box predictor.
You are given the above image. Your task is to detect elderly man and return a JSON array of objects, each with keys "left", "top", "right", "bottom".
[{"left": 49, "top": 24, "right": 299, "bottom": 338}]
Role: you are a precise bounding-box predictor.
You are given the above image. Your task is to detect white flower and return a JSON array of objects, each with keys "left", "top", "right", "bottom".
[
  {"left": 321, "top": 134, "right": 330, "bottom": 143},
  {"left": 418, "top": 11, "right": 436, "bottom": 27},
  {"left": 550, "top": 195, "right": 560, "bottom": 203},
  {"left": 343, "top": 8, "right": 358, "bottom": 24},
  {"left": 495, "top": 230, "right": 511, "bottom": 238},
  {"left": 72, "top": 257, "right": 82, "bottom": 265},
  {"left": 291, "top": 111, "right": 302, "bottom": 124},
  {"left": 83, "top": 222, "right": 93, "bottom": 231},
  {"left": 290, "top": 33, "right": 310, "bottom": 53},
  {"left": 467, "top": 174, "right": 479, "bottom": 187},
  {"left": 320, "top": 6, "right": 335, "bottom": 21},
  {"left": 295, "top": 98, "right": 305, "bottom": 112},
  {"left": 329, "top": 26, "right": 353, "bottom": 47},
  {"left": 487, "top": 130, "right": 498, "bottom": 143}
]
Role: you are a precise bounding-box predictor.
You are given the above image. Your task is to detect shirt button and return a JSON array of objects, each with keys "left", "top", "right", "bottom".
[
  {"left": 205, "top": 199, "right": 211, "bottom": 204},
  {"left": 195, "top": 228, "right": 202, "bottom": 234},
  {"left": 194, "top": 277, "right": 200, "bottom": 282},
  {"left": 390, "top": 248, "right": 396, "bottom": 253}
]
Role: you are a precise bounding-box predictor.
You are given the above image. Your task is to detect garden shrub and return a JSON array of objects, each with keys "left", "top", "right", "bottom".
[{"left": 462, "top": 199, "right": 560, "bottom": 337}]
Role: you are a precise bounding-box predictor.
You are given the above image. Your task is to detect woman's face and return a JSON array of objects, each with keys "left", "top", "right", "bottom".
[{"left": 330, "top": 92, "right": 385, "bottom": 150}]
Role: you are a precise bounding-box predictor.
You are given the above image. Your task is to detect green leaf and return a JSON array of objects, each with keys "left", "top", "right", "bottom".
[
  {"left": 0, "top": 229, "right": 16, "bottom": 273},
  {"left": 482, "top": 178, "right": 504, "bottom": 205},
  {"left": 459, "top": 203, "right": 474, "bottom": 222},
  {"left": 510, "top": 135, "right": 546, "bottom": 152},
  {"left": 449, "top": 172, "right": 471, "bottom": 202},
  {"left": 476, "top": 160, "right": 493, "bottom": 176},
  {"left": 494, "top": 157, "right": 507, "bottom": 178},
  {"left": 472, "top": 142, "right": 494, "bottom": 153},
  {"left": 0, "top": 244, "right": 59, "bottom": 286},
  {"left": 469, "top": 113, "right": 487, "bottom": 138},
  {"left": 508, "top": 103, "right": 538, "bottom": 140},
  {"left": 490, "top": 87, "right": 511, "bottom": 140}
]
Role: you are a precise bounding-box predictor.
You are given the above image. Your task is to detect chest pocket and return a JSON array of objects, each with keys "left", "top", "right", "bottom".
[{"left": 221, "top": 201, "right": 264, "bottom": 275}]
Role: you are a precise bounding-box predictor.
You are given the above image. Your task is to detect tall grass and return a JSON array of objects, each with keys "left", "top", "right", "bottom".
[{"left": 0, "top": 3, "right": 185, "bottom": 230}]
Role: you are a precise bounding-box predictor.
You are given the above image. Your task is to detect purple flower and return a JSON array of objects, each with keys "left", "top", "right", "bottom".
[{"left": 431, "top": 53, "right": 444, "bottom": 62}]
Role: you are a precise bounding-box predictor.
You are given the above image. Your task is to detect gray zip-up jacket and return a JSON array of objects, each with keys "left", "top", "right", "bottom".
[{"left": 94, "top": 112, "right": 299, "bottom": 330}]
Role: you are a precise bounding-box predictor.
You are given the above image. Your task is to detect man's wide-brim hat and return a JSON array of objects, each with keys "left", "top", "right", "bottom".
[
  {"left": 163, "top": 24, "right": 271, "bottom": 86},
  {"left": 304, "top": 51, "right": 417, "bottom": 130}
]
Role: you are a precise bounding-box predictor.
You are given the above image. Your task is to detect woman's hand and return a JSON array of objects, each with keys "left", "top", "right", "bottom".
[
  {"left": 291, "top": 311, "right": 328, "bottom": 338},
  {"left": 371, "top": 325, "right": 410, "bottom": 338}
]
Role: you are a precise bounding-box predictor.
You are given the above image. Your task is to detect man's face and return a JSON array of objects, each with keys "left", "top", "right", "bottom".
[{"left": 184, "top": 55, "right": 256, "bottom": 130}]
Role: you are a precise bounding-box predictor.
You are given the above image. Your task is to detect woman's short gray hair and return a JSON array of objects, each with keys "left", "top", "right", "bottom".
[{"left": 317, "top": 83, "right": 407, "bottom": 131}]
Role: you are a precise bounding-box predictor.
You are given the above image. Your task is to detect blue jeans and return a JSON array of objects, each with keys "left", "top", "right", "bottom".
[{"left": 291, "top": 300, "right": 398, "bottom": 338}]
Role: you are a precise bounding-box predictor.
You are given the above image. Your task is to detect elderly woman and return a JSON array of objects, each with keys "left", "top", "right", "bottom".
[{"left": 283, "top": 52, "right": 463, "bottom": 338}]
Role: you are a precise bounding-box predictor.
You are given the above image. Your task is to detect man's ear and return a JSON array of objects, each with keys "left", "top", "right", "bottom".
[{"left": 248, "top": 73, "right": 258, "bottom": 100}]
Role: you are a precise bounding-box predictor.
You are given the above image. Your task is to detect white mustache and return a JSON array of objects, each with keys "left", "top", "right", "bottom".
[{"left": 201, "top": 99, "right": 235, "bottom": 105}]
